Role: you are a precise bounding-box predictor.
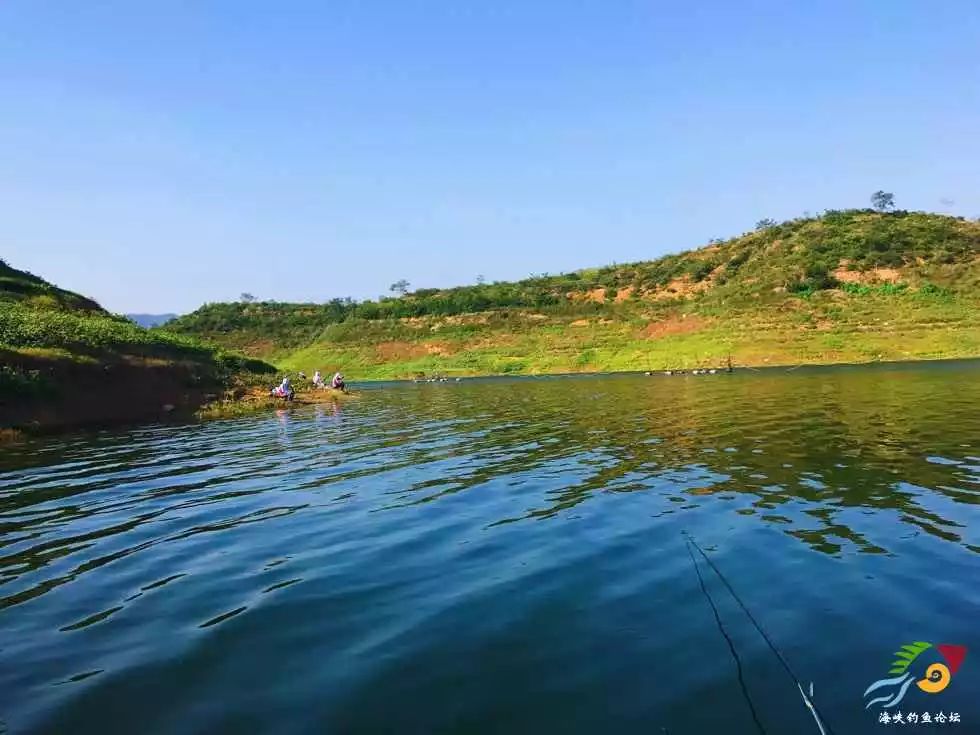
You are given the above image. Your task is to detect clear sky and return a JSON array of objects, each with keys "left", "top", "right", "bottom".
[{"left": 1, "top": 1, "right": 978, "bottom": 314}]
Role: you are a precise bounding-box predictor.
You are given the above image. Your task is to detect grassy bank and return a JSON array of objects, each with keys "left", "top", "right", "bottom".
[
  {"left": 270, "top": 287, "right": 979, "bottom": 379},
  {"left": 0, "top": 260, "right": 276, "bottom": 432}
]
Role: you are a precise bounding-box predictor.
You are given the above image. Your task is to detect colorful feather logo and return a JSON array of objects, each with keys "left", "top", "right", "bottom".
[{"left": 864, "top": 641, "right": 967, "bottom": 710}]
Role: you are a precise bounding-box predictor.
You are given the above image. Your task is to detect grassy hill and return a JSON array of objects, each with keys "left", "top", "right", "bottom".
[
  {"left": 0, "top": 259, "right": 274, "bottom": 431},
  {"left": 1, "top": 259, "right": 104, "bottom": 313},
  {"left": 166, "top": 209, "right": 980, "bottom": 379}
]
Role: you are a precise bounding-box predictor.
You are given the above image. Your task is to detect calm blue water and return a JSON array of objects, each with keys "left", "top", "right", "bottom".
[{"left": 1, "top": 363, "right": 979, "bottom": 733}]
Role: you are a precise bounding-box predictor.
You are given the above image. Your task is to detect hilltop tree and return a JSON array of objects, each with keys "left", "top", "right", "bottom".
[
  {"left": 389, "top": 279, "right": 410, "bottom": 296},
  {"left": 476, "top": 274, "right": 486, "bottom": 285},
  {"left": 871, "top": 191, "right": 895, "bottom": 213},
  {"left": 240, "top": 292, "right": 257, "bottom": 303},
  {"left": 755, "top": 218, "right": 776, "bottom": 230}
]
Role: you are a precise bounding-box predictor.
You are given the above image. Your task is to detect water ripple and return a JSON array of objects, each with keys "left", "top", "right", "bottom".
[{"left": 1, "top": 364, "right": 979, "bottom": 733}]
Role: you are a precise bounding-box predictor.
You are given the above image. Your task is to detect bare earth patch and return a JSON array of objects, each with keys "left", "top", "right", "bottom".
[
  {"left": 243, "top": 339, "right": 277, "bottom": 356},
  {"left": 641, "top": 314, "right": 709, "bottom": 339},
  {"left": 568, "top": 287, "right": 609, "bottom": 304},
  {"left": 374, "top": 341, "right": 431, "bottom": 360},
  {"left": 424, "top": 342, "right": 454, "bottom": 356},
  {"left": 585, "top": 287, "right": 607, "bottom": 303},
  {"left": 614, "top": 286, "right": 634, "bottom": 303},
  {"left": 647, "top": 275, "right": 712, "bottom": 301},
  {"left": 833, "top": 261, "right": 902, "bottom": 284}
]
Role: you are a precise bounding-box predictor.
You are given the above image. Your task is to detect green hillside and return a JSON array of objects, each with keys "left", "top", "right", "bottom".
[
  {"left": 166, "top": 209, "right": 980, "bottom": 378},
  {"left": 1, "top": 259, "right": 273, "bottom": 431},
  {"left": 0, "top": 259, "right": 104, "bottom": 313}
]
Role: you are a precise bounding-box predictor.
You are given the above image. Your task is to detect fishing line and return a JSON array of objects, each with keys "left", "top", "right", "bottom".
[
  {"left": 686, "top": 535, "right": 836, "bottom": 735},
  {"left": 685, "top": 540, "right": 768, "bottom": 735}
]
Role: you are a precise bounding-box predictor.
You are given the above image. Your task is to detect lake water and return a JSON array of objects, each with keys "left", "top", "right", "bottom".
[{"left": 1, "top": 362, "right": 979, "bottom": 734}]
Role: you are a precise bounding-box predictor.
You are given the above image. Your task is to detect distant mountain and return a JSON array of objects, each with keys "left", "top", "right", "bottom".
[{"left": 127, "top": 313, "right": 178, "bottom": 328}]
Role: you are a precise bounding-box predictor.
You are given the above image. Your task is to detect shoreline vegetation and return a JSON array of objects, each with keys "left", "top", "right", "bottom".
[
  {"left": 0, "top": 258, "right": 279, "bottom": 436},
  {"left": 194, "top": 385, "right": 357, "bottom": 421},
  {"left": 4, "top": 206, "right": 979, "bottom": 436},
  {"left": 2, "top": 355, "right": 976, "bottom": 442}
]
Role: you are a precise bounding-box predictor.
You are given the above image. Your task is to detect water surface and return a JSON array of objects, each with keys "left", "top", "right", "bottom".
[{"left": 2, "top": 363, "right": 979, "bottom": 733}]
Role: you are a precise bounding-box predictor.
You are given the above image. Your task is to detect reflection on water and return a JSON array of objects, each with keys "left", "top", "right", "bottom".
[{"left": 1, "top": 361, "right": 979, "bottom": 734}]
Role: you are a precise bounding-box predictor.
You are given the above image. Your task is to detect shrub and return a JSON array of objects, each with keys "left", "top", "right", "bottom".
[
  {"left": 916, "top": 282, "right": 952, "bottom": 301},
  {"left": 688, "top": 261, "right": 716, "bottom": 282},
  {"left": 876, "top": 282, "right": 908, "bottom": 296},
  {"left": 840, "top": 282, "right": 872, "bottom": 296},
  {"left": 840, "top": 281, "right": 909, "bottom": 297},
  {"left": 787, "top": 281, "right": 816, "bottom": 298},
  {"left": 802, "top": 264, "right": 839, "bottom": 291}
]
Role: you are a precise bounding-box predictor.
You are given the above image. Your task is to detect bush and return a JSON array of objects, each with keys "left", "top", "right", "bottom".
[
  {"left": 688, "top": 261, "right": 716, "bottom": 282},
  {"left": 916, "top": 282, "right": 952, "bottom": 301},
  {"left": 876, "top": 282, "right": 908, "bottom": 296},
  {"left": 786, "top": 263, "right": 838, "bottom": 296},
  {"left": 840, "top": 281, "right": 909, "bottom": 297},
  {"left": 840, "top": 282, "right": 872, "bottom": 296},
  {"left": 787, "top": 281, "right": 816, "bottom": 298},
  {"left": 727, "top": 250, "right": 750, "bottom": 272},
  {"left": 801, "top": 264, "right": 838, "bottom": 291}
]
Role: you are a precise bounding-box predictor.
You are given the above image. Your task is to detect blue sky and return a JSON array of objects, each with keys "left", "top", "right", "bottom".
[{"left": 1, "top": 1, "right": 978, "bottom": 313}]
